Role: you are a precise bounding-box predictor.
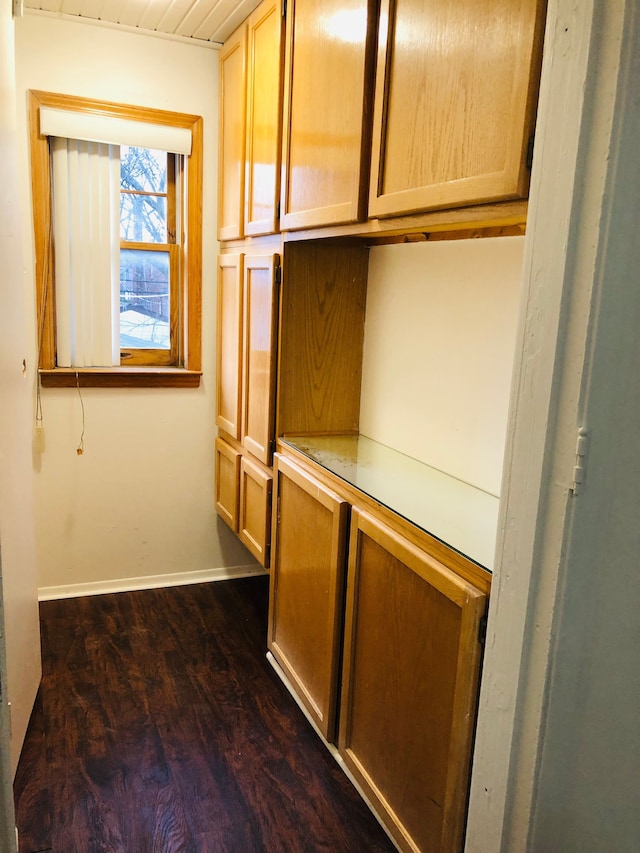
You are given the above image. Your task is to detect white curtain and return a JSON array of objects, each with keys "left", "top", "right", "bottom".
[{"left": 51, "top": 138, "right": 120, "bottom": 367}]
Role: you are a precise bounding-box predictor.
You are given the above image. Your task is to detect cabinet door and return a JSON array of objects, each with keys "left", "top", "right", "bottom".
[
  {"left": 214, "top": 437, "right": 241, "bottom": 532},
  {"left": 241, "top": 254, "right": 279, "bottom": 465},
  {"left": 268, "top": 454, "right": 349, "bottom": 741},
  {"left": 245, "top": 0, "right": 284, "bottom": 236},
  {"left": 279, "top": 0, "right": 377, "bottom": 230},
  {"left": 218, "top": 24, "right": 247, "bottom": 240},
  {"left": 239, "top": 455, "right": 273, "bottom": 567},
  {"left": 339, "top": 509, "right": 487, "bottom": 853},
  {"left": 216, "top": 254, "right": 244, "bottom": 439},
  {"left": 369, "top": 0, "right": 545, "bottom": 219}
]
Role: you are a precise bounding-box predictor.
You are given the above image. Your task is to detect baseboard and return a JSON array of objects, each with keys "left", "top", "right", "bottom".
[{"left": 38, "top": 564, "right": 267, "bottom": 601}]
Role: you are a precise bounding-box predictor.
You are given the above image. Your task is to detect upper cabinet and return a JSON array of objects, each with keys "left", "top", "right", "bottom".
[
  {"left": 218, "top": 0, "right": 284, "bottom": 240},
  {"left": 220, "top": 0, "right": 546, "bottom": 239},
  {"left": 245, "top": 0, "right": 285, "bottom": 236},
  {"left": 368, "top": 0, "right": 546, "bottom": 218},
  {"left": 216, "top": 252, "right": 280, "bottom": 462},
  {"left": 279, "top": 0, "right": 378, "bottom": 230},
  {"left": 218, "top": 25, "right": 246, "bottom": 241}
]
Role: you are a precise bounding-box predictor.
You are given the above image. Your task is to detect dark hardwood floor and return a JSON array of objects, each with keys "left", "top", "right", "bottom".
[{"left": 13, "top": 576, "right": 396, "bottom": 853}]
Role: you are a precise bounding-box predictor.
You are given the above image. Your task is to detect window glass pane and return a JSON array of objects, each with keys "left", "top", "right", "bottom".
[
  {"left": 120, "top": 192, "right": 167, "bottom": 242},
  {"left": 120, "top": 249, "right": 170, "bottom": 349},
  {"left": 120, "top": 146, "right": 167, "bottom": 193}
]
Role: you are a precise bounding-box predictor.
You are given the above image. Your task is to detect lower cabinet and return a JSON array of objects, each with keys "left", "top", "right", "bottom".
[
  {"left": 340, "top": 509, "right": 487, "bottom": 853},
  {"left": 215, "top": 436, "right": 273, "bottom": 568},
  {"left": 268, "top": 454, "right": 349, "bottom": 740},
  {"left": 268, "top": 452, "right": 488, "bottom": 853},
  {"left": 239, "top": 454, "right": 273, "bottom": 565}
]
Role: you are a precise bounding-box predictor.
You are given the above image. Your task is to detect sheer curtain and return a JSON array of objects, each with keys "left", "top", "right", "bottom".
[{"left": 51, "top": 138, "right": 120, "bottom": 367}]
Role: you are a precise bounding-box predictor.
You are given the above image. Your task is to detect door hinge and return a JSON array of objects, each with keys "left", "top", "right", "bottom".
[
  {"left": 571, "top": 427, "right": 589, "bottom": 495},
  {"left": 282, "top": 0, "right": 287, "bottom": 19},
  {"left": 478, "top": 613, "right": 488, "bottom": 646},
  {"left": 526, "top": 133, "right": 535, "bottom": 170},
  {"left": 274, "top": 265, "right": 281, "bottom": 285},
  {"left": 276, "top": 199, "right": 281, "bottom": 219},
  {"left": 269, "top": 438, "right": 277, "bottom": 454}
]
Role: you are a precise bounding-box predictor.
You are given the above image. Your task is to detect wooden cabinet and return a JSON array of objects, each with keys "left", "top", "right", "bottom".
[
  {"left": 218, "top": 0, "right": 284, "bottom": 241},
  {"left": 239, "top": 455, "right": 273, "bottom": 564},
  {"left": 268, "top": 450, "right": 488, "bottom": 852},
  {"left": 340, "top": 508, "right": 487, "bottom": 853},
  {"left": 241, "top": 253, "right": 280, "bottom": 464},
  {"left": 279, "top": 0, "right": 378, "bottom": 230},
  {"left": 221, "top": 0, "right": 545, "bottom": 237},
  {"left": 216, "top": 253, "right": 243, "bottom": 439},
  {"left": 216, "top": 252, "right": 279, "bottom": 453},
  {"left": 214, "top": 437, "right": 241, "bottom": 531},
  {"left": 215, "top": 251, "right": 280, "bottom": 568},
  {"left": 245, "top": 0, "right": 284, "bottom": 236},
  {"left": 268, "top": 454, "right": 349, "bottom": 740},
  {"left": 368, "top": 0, "right": 546, "bottom": 218},
  {"left": 218, "top": 25, "right": 246, "bottom": 241},
  {"left": 215, "top": 437, "right": 273, "bottom": 566}
]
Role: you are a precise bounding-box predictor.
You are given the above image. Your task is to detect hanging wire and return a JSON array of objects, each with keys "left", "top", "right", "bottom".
[{"left": 75, "top": 371, "right": 85, "bottom": 455}]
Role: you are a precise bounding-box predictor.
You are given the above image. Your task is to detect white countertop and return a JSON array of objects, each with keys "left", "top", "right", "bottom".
[{"left": 282, "top": 434, "right": 499, "bottom": 571}]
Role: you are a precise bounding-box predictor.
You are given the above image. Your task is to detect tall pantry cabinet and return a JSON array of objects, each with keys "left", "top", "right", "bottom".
[
  {"left": 215, "top": 0, "right": 284, "bottom": 567},
  {"left": 215, "top": 1, "right": 546, "bottom": 851}
]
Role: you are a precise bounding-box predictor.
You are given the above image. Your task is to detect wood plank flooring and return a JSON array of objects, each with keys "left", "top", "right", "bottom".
[{"left": 14, "top": 576, "right": 396, "bottom": 853}]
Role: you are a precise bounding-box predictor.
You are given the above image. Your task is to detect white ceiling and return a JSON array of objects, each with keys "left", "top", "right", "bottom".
[{"left": 21, "top": 0, "right": 263, "bottom": 46}]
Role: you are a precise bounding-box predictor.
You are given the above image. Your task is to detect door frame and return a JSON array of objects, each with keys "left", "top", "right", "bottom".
[
  {"left": 466, "top": 1, "right": 638, "bottom": 850},
  {"left": 0, "top": 550, "right": 17, "bottom": 853}
]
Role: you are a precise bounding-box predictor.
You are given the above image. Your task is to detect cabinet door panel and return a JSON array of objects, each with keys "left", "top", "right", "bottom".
[
  {"left": 339, "top": 509, "right": 487, "bottom": 853},
  {"left": 280, "top": 0, "right": 377, "bottom": 230},
  {"left": 216, "top": 254, "right": 244, "bottom": 439},
  {"left": 268, "top": 455, "right": 349, "bottom": 740},
  {"left": 245, "top": 0, "right": 284, "bottom": 236},
  {"left": 242, "top": 254, "right": 279, "bottom": 465},
  {"left": 218, "top": 25, "right": 247, "bottom": 240},
  {"left": 369, "top": 0, "right": 545, "bottom": 218},
  {"left": 239, "top": 455, "right": 273, "bottom": 567},
  {"left": 214, "top": 438, "right": 241, "bottom": 532}
]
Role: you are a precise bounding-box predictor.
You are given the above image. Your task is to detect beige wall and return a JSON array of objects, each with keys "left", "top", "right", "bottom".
[
  {"left": 361, "top": 238, "right": 523, "bottom": 497},
  {"left": 0, "top": 7, "right": 41, "bottom": 777},
  {"left": 14, "top": 14, "right": 257, "bottom": 596}
]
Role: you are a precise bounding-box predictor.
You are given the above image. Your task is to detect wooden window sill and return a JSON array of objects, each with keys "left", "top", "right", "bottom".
[{"left": 39, "top": 367, "right": 202, "bottom": 388}]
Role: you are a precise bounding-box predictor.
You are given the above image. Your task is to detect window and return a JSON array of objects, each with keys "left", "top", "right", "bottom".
[
  {"left": 29, "top": 90, "right": 203, "bottom": 388},
  {"left": 119, "top": 146, "right": 178, "bottom": 365}
]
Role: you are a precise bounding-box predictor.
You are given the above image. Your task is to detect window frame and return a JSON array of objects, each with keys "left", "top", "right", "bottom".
[{"left": 29, "top": 90, "right": 203, "bottom": 388}]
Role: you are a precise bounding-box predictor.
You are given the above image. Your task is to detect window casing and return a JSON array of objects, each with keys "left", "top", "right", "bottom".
[{"left": 29, "top": 90, "right": 203, "bottom": 388}]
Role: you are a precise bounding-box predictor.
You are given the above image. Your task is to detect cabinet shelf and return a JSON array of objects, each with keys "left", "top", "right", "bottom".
[{"left": 281, "top": 433, "right": 499, "bottom": 572}]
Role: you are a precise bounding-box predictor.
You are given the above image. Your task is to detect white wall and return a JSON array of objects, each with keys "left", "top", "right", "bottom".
[
  {"left": 14, "top": 14, "right": 256, "bottom": 596},
  {"left": 360, "top": 238, "right": 523, "bottom": 497},
  {"left": 0, "top": 6, "right": 41, "bottom": 778}
]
